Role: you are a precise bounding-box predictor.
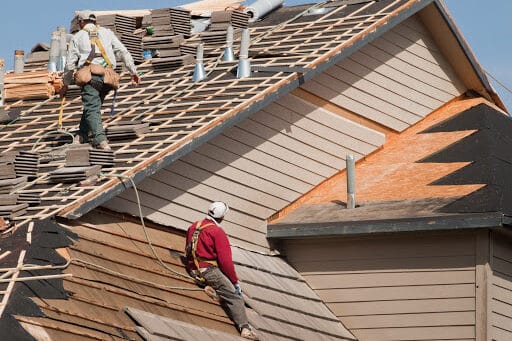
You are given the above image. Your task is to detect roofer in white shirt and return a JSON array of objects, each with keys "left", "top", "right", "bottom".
[{"left": 60, "top": 10, "right": 141, "bottom": 151}]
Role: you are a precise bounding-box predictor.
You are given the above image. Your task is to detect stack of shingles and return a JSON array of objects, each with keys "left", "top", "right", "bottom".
[
  {"left": 23, "top": 43, "right": 50, "bottom": 72},
  {"left": 106, "top": 120, "right": 150, "bottom": 141},
  {"left": 65, "top": 145, "right": 115, "bottom": 168},
  {"left": 151, "top": 8, "right": 192, "bottom": 37},
  {"left": 142, "top": 34, "right": 185, "bottom": 58},
  {"left": 197, "top": 11, "right": 247, "bottom": 54},
  {"left": 209, "top": 10, "right": 249, "bottom": 31},
  {"left": 4, "top": 71, "right": 63, "bottom": 101},
  {"left": 96, "top": 14, "right": 144, "bottom": 64},
  {"left": 48, "top": 165, "right": 101, "bottom": 184},
  {"left": 148, "top": 8, "right": 195, "bottom": 70},
  {"left": 0, "top": 153, "right": 28, "bottom": 221},
  {"left": 14, "top": 151, "right": 40, "bottom": 179}
]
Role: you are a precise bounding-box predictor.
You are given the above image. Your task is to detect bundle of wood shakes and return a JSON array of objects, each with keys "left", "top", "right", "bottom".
[{"left": 4, "top": 71, "right": 63, "bottom": 101}]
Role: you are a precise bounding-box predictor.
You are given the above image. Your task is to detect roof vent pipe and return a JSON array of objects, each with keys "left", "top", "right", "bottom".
[
  {"left": 192, "top": 43, "right": 206, "bottom": 82},
  {"left": 13, "top": 50, "right": 24, "bottom": 74},
  {"left": 244, "top": 0, "right": 284, "bottom": 23},
  {"left": 236, "top": 28, "right": 251, "bottom": 78},
  {"left": 222, "top": 25, "right": 235, "bottom": 62},
  {"left": 48, "top": 31, "right": 60, "bottom": 72},
  {"left": 57, "top": 26, "right": 67, "bottom": 71},
  {"left": 346, "top": 154, "right": 356, "bottom": 209}
]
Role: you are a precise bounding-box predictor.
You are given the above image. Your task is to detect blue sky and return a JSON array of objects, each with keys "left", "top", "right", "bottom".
[{"left": 0, "top": 0, "right": 510, "bottom": 111}]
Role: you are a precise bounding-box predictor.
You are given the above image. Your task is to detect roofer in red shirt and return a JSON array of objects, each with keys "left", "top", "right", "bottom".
[{"left": 185, "top": 201, "right": 259, "bottom": 340}]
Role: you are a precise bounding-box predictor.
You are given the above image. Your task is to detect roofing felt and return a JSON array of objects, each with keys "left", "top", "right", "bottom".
[
  {"left": 269, "top": 97, "right": 512, "bottom": 236},
  {"left": 1, "top": 209, "right": 354, "bottom": 340},
  {"left": 1, "top": 0, "right": 421, "bottom": 229}
]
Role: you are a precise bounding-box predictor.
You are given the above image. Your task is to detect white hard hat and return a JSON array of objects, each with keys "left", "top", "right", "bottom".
[
  {"left": 208, "top": 201, "right": 229, "bottom": 219},
  {"left": 77, "top": 10, "right": 96, "bottom": 21}
]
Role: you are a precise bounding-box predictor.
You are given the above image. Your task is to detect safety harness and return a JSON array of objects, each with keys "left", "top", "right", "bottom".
[
  {"left": 83, "top": 25, "right": 113, "bottom": 68},
  {"left": 189, "top": 220, "right": 218, "bottom": 283}
]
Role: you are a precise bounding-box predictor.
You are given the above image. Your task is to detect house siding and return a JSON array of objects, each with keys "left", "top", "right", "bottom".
[
  {"left": 104, "top": 91, "right": 385, "bottom": 251},
  {"left": 104, "top": 14, "right": 469, "bottom": 251},
  {"left": 301, "top": 15, "right": 467, "bottom": 132},
  {"left": 284, "top": 232, "right": 478, "bottom": 340},
  {"left": 490, "top": 232, "right": 512, "bottom": 340}
]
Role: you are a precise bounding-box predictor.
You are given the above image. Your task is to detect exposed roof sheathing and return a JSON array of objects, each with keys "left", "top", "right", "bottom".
[{"left": 269, "top": 98, "right": 512, "bottom": 237}]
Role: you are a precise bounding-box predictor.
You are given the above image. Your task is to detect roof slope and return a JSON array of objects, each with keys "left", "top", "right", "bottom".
[
  {"left": 1, "top": 209, "right": 354, "bottom": 340},
  {"left": 269, "top": 97, "right": 512, "bottom": 237},
  {"left": 1, "top": 0, "right": 489, "bottom": 229}
]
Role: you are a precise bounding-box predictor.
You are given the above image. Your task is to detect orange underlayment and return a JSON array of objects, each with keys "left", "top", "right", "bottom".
[{"left": 276, "top": 97, "right": 495, "bottom": 221}]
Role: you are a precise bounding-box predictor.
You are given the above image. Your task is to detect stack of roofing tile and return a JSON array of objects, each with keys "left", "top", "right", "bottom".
[
  {"left": 48, "top": 165, "right": 101, "bottom": 183},
  {"left": 14, "top": 151, "right": 40, "bottom": 179},
  {"left": 142, "top": 34, "right": 185, "bottom": 58},
  {"left": 0, "top": 203, "right": 28, "bottom": 219},
  {"left": 65, "top": 146, "right": 115, "bottom": 168},
  {"left": 96, "top": 14, "right": 144, "bottom": 64},
  {"left": 106, "top": 121, "right": 150, "bottom": 140},
  {"left": 4, "top": 71, "right": 62, "bottom": 101},
  {"left": 0, "top": 194, "right": 17, "bottom": 206},
  {"left": 199, "top": 28, "right": 242, "bottom": 49},
  {"left": 200, "top": 11, "right": 246, "bottom": 48},
  {"left": 209, "top": 10, "right": 249, "bottom": 30},
  {"left": 151, "top": 54, "right": 195, "bottom": 70},
  {"left": 0, "top": 162, "right": 16, "bottom": 180},
  {"left": 17, "top": 191, "right": 41, "bottom": 206},
  {"left": 24, "top": 43, "right": 50, "bottom": 72},
  {"left": 0, "top": 176, "right": 27, "bottom": 194},
  {"left": 151, "top": 8, "right": 192, "bottom": 37}
]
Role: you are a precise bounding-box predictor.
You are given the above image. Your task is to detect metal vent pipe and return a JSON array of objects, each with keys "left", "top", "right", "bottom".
[
  {"left": 57, "top": 26, "right": 67, "bottom": 71},
  {"left": 346, "top": 154, "right": 356, "bottom": 209},
  {"left": 236, "top": 29, "right": 251, "bottom": 78},
  {"left": 222, "top": 25, "right": 235, "bottom": 62},
  {"left": 192, "top": 43, "right": 206, "bottom": 82},
  {"left": 48, "top": 31, "right": 60, "bottom": 72}
]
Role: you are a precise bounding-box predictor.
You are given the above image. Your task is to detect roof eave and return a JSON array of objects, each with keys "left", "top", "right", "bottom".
[
  {"left": 267, "top": 212, "right": 506, "bottom": 239},
  {"left": 57, "top": 0, "right": 445, "bottom": 220}
]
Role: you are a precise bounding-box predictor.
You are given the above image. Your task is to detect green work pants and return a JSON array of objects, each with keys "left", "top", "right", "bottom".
[{"left": 79, "top": 74, "right": 111, "bottom": 146}]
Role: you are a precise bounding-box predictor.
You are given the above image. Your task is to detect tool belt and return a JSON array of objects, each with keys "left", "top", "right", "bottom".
[{"left": 74, "top": 64, "right": 120, "bottom": 90}]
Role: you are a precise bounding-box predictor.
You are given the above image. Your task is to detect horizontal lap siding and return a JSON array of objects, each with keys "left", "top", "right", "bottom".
[
  {"left": 285, "top": 233, "right": 477, "bottom": 340},
  {"left": 490, "top": 233, "right": 512, "bottom": 340},
  {"left": 105, "top": 91, "right": 384, "bottom": 251},
  {"left": 301, "top": 15, "right": 467, "bottom": 132}
]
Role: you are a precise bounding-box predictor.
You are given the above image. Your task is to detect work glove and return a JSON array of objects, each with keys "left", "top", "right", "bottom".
[
  {"left": 234, "top": 283, "right": 242, "bottom": 297},
  {"left": 59, "top": 85, "right": 68, "bottom": 98},
  {"left": 131, "top": 73, "right": 141, "bottom": 86}
]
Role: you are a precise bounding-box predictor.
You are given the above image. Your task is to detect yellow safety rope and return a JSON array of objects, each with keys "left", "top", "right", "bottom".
[{"left": 58, "top": 96, "right": 65, "bottom": 130}]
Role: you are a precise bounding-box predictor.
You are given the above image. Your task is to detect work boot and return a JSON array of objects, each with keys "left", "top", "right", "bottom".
[
  {"left": 96, "top": 140, "right": 112, "bottom": 151},
  {"left": 240, "top": 325, "right": 259, "bottom": 340},
  {"left": 73, "top": 134, "right": 86, "bottom": 144}
]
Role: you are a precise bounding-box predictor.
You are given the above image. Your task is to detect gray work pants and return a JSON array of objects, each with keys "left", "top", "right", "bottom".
[{"left": 202, "top": 267, "right": 248, "bottom": 329}]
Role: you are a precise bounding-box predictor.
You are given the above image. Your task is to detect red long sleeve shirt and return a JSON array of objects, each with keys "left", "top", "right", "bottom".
[{"left": 185, "top": 218, "right": 239, "bottom": 285}]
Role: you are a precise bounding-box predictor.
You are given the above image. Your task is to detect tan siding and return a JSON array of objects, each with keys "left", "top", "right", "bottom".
[
  {"left": 285, "top": 233, "right": 477, "bottom": 340},
  {"left": 106, "top": 89, "right": 384, "bottom": 251},
  {"left": 490, "top": 233, "right": 512, "bottom": 339},
  {"left": 302, "top": 15, "right": 467, "bottom": 132}
]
